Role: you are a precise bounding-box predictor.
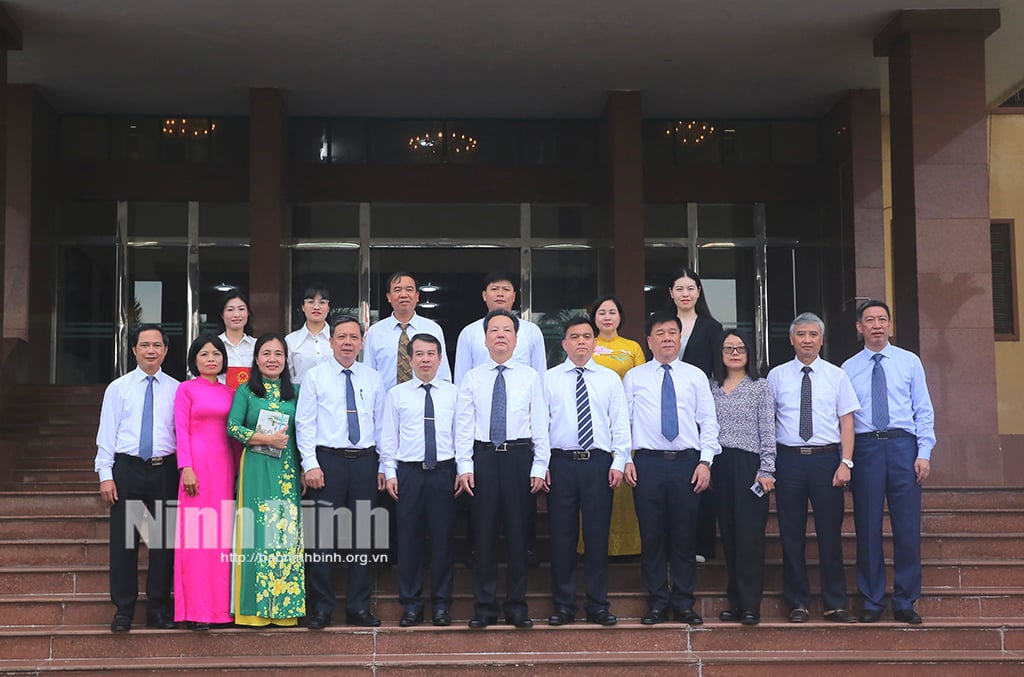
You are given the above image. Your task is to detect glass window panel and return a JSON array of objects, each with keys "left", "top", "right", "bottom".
[
  {"left": 642, "top": 120, "right": 677, "bottom": 167},
  {"left": 765, "top": 247, "right": 797, "bottom": 369},
  {"left": 694, "top": 248, "right": 757, "bottom": 335},
  {"left": 289, "top": 118, "right": 329, "bottom": 163},
  {"left": 56, "top": 201, "right": 117, "bottom": 240},
  {"left": 522, "top": 120, "right": 598, "bottom": 166},
  {"left": 292, "top": 203, "right": 361, "bottom": 239},
  {"left": 289, "top": 250, "right": 360, "bottom": 331},
  {"left": 199, "top": 202, "right": 249, "bottom": 238},
  {"left": 60, "top": 116, "right": 110, "bottom": 162},
  {"left": 370, "top": 119, "right": 445, "bottom": 165},
  {"left": 199, "top": 248, "right": 251, "bottom": 335},
  {"left": 644, "top": 246, "right": 689, "bottom": 317},
  {"left": 371, "top": 204, "right": 519, "bottom": 239},
  {"left": 698, "top": 204, "right": 754, "bottom": 238},
  {"left": 772, "top": 120, "right": 818, "bottom": 166},
  {"left": 674, "top": 120, "right": 723, "bottom": 166},
  {"left": 720, "top": 121, "right": 771, "bottom": 167},
  {"left": 765, "top": 202, "right": 824, "bottom": 239},
  {"left": 531, "top": 204, "right": 603, "bottom": 239},
  {"left": 111, "top": 117, "right": 160, "bottom": 162},
  {"left": 645, "top": 203, "right": 688, "bottom": 239},
  {"left": 56, "top": 245, "right": 116, "bottom": 384},
  {"left": 127, "top": 247, "right": 189, "bottom": 380},
  {"left": 532, "top": 249, "right": 601, "bottom": 367},
  {"left": 329, "top": 119, "right": 368, "bottom": 164},
  {"left": 210, "top": 117, "right": 249, "bottom": 165},
  {"left": 127, "top": 202, "right": 188, "bottom": 239},
  {"left": 159, "top": 117, "right": 212, "bottom": 163}
]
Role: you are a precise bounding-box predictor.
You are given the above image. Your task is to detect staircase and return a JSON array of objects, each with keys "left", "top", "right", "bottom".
[{"left": 1, "top": 384, "right": 1022, "bottom": 675}]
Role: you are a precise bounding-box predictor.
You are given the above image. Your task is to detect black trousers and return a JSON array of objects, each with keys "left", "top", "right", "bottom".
[
  {"left": 396, "top": 460, "right": 457, "bottom": 614},
  {"left": 774, "top": 445, "right": 848, "bottom": 611},
  {"left": 547, "top": 451, "right": 613, "bottom": 615},
  {"left": 304, "top": 450, "right": 378, "bottom": 616},
  {"left": 108, "top": 454, "right": 178, "bottom": 619},
  {"left": 632, "top": 449, "right": 701, "bottom": 612},
  {"left": 714, "top": 447, "right": 769, "bottom": 615},
  {"left": 470, "top": 444, "right": 533, "bottom": 620}
]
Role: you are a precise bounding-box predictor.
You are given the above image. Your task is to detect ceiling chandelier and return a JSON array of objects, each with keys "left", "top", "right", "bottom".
[
  {"left": 162, "top": 118, "right": 217, "bottom": 138},
  {"left": 409, "top": 129, "right": 477, "bottom": 156},
  {"left": 666, "top": 120, "right": 715, "bottom": 145}
]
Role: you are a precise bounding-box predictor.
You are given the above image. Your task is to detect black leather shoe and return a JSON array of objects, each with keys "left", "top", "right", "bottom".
[
  {"left": 432, "top": 609, "right": 451, "bottom": 627},
  {"left": 641, "top": 608, "right": 668, "bottom": 625},
  {"left": 740, "top": 611, "right": 760, "bottom": 626},
  {"left": 506, "top": 615, "right": 533, "bottom": 628},
  {"left": 399, "top": 611, "right": 423, "bottom": 627},
  {"left": 146, "top": 612, "right": 175, "bottom": 629},
  {"left": 110, "top": 614, "right": 132, "bottom": 632},
  {"left": 586, "top": 610, "right": 617, "bottom": 626},
  {"left": 547, "top": 609, "right": 575, "bottom": 626},
  {"left": 346, "top": 609, "right": 381, "bottom": 627},
  {"left": 468, "top": 616, "right": 496, "bottom": 629},
  {"left": 894, "top": 609, "right": 922, "bottom": 625},
  {"left": 719, "top": 608, "right": 742, "bottom": 623},
  {"left": 674, "top": 608, "right": 703, "bottom": 625},
  {"left": 788, "top": 608, "right": 809, "bottom": 623},
  {"left": 188, "top": 621, "right": 210, "bottom": 631},
  {"left": 824, "top": 609, "right": 857, "bottom": 623},
  {"left": 860, "top": 609, "right": 882, "bottom": 623},
  {"left": 307, "top": 612, "right": 331, "bottom": 629}
]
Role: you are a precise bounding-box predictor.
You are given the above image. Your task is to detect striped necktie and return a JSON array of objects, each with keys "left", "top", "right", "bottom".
[{"left": 575, "top": 367, "right": 594, "bottom": 450}]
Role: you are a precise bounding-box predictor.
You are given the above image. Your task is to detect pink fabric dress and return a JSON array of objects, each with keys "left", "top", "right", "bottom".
[{"left": 173, "top": 377, "right": 240, "bottom": 623}]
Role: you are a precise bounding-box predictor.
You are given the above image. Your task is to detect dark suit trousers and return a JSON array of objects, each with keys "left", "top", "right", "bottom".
[
  {"left": 714, "top": 447, "right": 769, "bottom": 614},
  {"left": 305, "top": 450, "right": 378, "bottom": 616},
  {"left": 470, "top": 445, "right": 532, "bottom": 620},
  {"left": 547, "top": 451, "right": 613, "bottom": 615},
  {"left": 395, "top": 460, "right": 457, "bottom": 614},
  {"left": 774, "top": 446, "right": 848, "bottom": 611},
  {"left": 851, "top": 433, "right": 921, "bottom": 612},
  {"left": 109, "top": 454, "right": 178, "bottom": 619},
  {"left": 632, "top": 450, "right": 701, "bottom": 612}
]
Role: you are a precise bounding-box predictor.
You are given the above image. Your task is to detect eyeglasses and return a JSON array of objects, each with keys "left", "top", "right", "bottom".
[{"left": 722, "top": 346, "right": 747, "bottom": 355}]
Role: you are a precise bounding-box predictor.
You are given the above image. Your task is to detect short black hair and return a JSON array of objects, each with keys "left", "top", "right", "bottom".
[
  {"left": 589, "top": 295, "right": 624, "bottom": 325},
  {"left": 857, "top": 299, "right": 891, "bottom": 321},
  {"left": 645, "top": 311, "right": 681, "bottom": 337},
  {"left": 563, "top": 316, "right": 597, "bottom": 338},
  {"left": 407, "top": 333, "right": 442, "bottom": 356},
  {"left": 218, "top": 288, "right": 253, "bottom": 336},
  {"left": 187, "top": 334, "right": 229, "bottom": 377},
  {"left": 386, "top": 272, "right": 417, "bottom": 291},
  {"left": 248, "top": 333, "right": 296, "bottom": 401},
  {"left": 131, "top": 323, "right": 169, "bottom": 347},
  {"left": 482, "top": 271, "right": 518, "bottom": 291},
  {"left": 483, "top": 308, "right": 519, "bottom": 333},
  {"left": 330, "top": 315, "right": 364, "bottom": 337},
  {"left": 302, "top": 284, "right": 331, "bottom": 302},
  {"left": 712, "top": 329, "right": 760, "bottom": 385}
]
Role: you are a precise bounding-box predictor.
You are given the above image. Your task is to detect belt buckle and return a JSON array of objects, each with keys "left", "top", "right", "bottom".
[
  {"left": 799, "top": 447, "right": 813, "bottom": 455},
  {"left": 421, "top": 462, "right": 435, "bottom": 471},
  {"left": 574, "top": 450, "right": 590, "bottom": 461},
  {"left": 494, "top": 442, "right": 508, "bottom": 453},
  {"left": 662, "top": 451, "right": 678, "bottom": 461},
  {"left": 149, "top": 457, "right": 164, "bottom": 466}
]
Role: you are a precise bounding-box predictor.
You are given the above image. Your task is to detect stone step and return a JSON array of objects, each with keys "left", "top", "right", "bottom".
[
  {"left": 14, "top": 456, "right": 97, "bottom": 471},
  {"left": 10, "top": 469, "right": 99, "bottom": 484},
  {"left": 0, "top": 491, "right": 105, "bottom": 514}
]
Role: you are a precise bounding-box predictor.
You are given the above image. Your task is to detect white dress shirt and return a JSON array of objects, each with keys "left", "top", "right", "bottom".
[
  {"left": 295, "top": 358, "right": 385, "bottom": 473},
  {"left": 363, "top": 312, "right": 452, "bottom": 391},
  {"left": 623, "top": 359, "right": 721, "bottom": 464},
  {"left": 94, "top": 367, "right": 180, "bottom": 482},
  {"left": 379, "top": 376, "right": 458, "bottom": 480},
  {"left": 453, "top": 316, "right": 547, "bottom": 385},
  {"left": 285, "top": 323, "right": 333, "bottom": 385},
  {"left": 841, "top": 344, "right": 936, "bottom": 459},
  {"left": 768, "top": 356, "right": 860, "bottom": 447},
  {"left": 545, "top": 358, "right": 632, "bottom": 473},
  {"left": 454, "top": 359, "right": 551, "bottom": 479},
  {"left": 217, "top": 332, "right": 255, "bottom": 384}
]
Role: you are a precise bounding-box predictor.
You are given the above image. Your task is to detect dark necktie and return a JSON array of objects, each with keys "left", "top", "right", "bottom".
[
  {"left": 799, "top": 365, "right": 813, "bottom": 441},
  {"left": 422, "top": 383, "right": 437, "bottom": 469},
  {"left": 397, "top": 323, "right": 412, "bottom": 385},
  {"left": 140, "top": 375, "right": 155, "bottom": 460},
  {"left": 490, "top": 365, "right": 507, "bottom": 445},
  {"left": 343, "top": 368, "right": 360, "bottom": 445},
  {"left": 871, "top": 353, "right": 890, "bottom": 431},
  {"left": 575, "top": 367, "right": 594, "bottom": 450},
  {"left": 661, "top": 364, "right": 678, "bottom": 442}
]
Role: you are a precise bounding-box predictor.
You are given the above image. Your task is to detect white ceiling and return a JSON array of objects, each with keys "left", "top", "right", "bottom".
[{"left": 5, "top": 0, "right": 1023, "bottom": 118}]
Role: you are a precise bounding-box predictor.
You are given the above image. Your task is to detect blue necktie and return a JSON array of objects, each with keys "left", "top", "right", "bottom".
[
  {"left": 344, "top": 368, "right": 360, "bottom": 445},
  {"left": 660, "top": 364, "right": 678, "bottom": 442},
  {"left": 139, "top": 375, "right": 155, "bottom": 461},
  {"left": 423, "top": 383, "right": 437, "bottom": 469},
  {"left": 575, "top": 367, "right": 594, "bottom": 450},
  {"left": 871, "top": 353, "right": 890, "bottom": 431},
  {"left": 799, "top": 365, "right": 813, "bottom": 441},
  {"left": 490, "top": 365, "right": 507, "bottom": 445}
]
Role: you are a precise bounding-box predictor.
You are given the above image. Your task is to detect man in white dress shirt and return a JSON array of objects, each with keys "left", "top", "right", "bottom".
[
  {"left": 544, "top": 317, "right": 632, "bottom": 627},
  {"left": 296, "top": 316, "right": 386, "bottom": 629},
  {"left": 625, "top": 312, "right": 720, "bottom": 626},
  {"left": 94, "top": 324, "right": 180, "bottom": 632},
  {"left": 364, "top": 272, "right": 452, "bottom": 392},
  {"left": 768, "top": 312, "right": 859, "bottom": 624},
  {"left": 379, "top": 334, "right": 458, "bottom": 627},
  {"left": 455, "top": 309, "right": 550, "bottom": 629},
  {"left": 285, "top": 284, "right": 332, "bottom": 385}
]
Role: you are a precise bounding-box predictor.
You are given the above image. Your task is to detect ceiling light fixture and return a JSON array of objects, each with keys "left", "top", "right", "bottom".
[
  {"left": 665, "top": 120, "right": 715, "bottom": 145},
  {"left": 162, "top": 118, "right": 217, "bottom": 138},
  {"left": 409, "top": 129, "right": 477, "bottom": 155}
]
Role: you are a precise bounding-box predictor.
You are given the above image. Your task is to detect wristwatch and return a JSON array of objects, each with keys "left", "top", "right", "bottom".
[
  {"left": 840, "top": 458, "right": 854, "bottom": 469},
  {"left": 699, "top": 460, "right": 712, "bottom": 469}
]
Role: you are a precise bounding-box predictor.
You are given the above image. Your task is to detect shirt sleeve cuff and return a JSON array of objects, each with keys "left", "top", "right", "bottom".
[
  {"left": 457, "top": 460, "right": 474, "bottom": 476},
  {"left": 98, "top": 468, "right": 113, "bottom": 483},
  {"left": 610, "top": 454, "right": 627, "bottom": 474},
  {"left": 529, "top": 462, "right": 548, "bottom": 479}
]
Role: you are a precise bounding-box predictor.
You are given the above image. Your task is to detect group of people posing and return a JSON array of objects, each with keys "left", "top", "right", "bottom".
[{"left": 94, "top": 267, "right": 934, "bottom": 633}]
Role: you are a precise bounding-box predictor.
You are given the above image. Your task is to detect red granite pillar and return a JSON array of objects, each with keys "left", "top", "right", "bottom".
[
  {"left": 248, "top": 88, "right": 286, "bottom": 334},
  {"left": 875, "top": 9, "right": 1002, "bottom": 484},
  {"left": 602, "top": 91, "right": 645, "bottom": 343},
  {"left": 0, "top": 7, "right": 24, "bottom": 379}
]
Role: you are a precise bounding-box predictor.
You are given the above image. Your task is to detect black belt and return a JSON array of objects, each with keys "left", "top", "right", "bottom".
[
  {"left": 856, "top": 429, "right": 914, "bottom": 440},
  {"left": 399, "top": 458, "right": 455, "bottom": 471},
  {"left": 474, "top": 439, "right": 532, "bottom": 453},
  {"left": 118, "top": 453, "right": 175, "bottom": 467},
  {"left": 778, "top": 443, "right": 839, "bottom": 455},
  {"left": 635, "top": 448, "right": 697, "bottom": 461},
  {"left": 551, "top": 448, "right": 607, "bottom": 461},
  {"left": 316, "top": 445, "right": 377, "bottom": 459}
]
